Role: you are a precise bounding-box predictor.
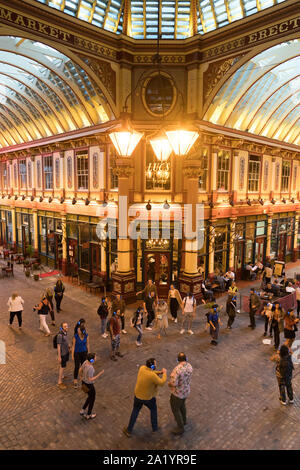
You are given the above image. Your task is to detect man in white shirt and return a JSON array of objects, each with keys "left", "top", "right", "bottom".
[{"left": 286, "top": 283, "right": 296, "bottom": 294}]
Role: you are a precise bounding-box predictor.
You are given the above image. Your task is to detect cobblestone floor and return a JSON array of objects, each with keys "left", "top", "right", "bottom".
[{"left": 1, "top": 263, "right": 300, "bottom": 450}]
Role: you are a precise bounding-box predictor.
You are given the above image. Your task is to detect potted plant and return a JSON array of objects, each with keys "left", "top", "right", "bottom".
[
  {"left": 25, "top": 269, "right": 30, "bottom": 277},
  {"left": 33, "top": 273, "right": 39, "bottom": 281}
]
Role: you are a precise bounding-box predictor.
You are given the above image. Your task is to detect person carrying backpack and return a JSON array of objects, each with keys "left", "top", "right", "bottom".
[
  {"left": 180, "top": 293, "right": 196, "bottom": 335},
  {"left": 97, "top": 297, "right": 110, "bottom": 338},
  {"left": 208, "top": 304, "right": 222, "bottom": 346}
]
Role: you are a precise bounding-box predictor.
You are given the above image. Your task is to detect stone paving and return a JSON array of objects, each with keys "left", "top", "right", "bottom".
[{"left": 1, "top": 263, "right": 300, "bottom": 450}]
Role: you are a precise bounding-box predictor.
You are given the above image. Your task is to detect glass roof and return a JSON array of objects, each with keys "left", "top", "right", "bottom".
[
  {"left": 0, "top": 37, "right": 110, "bottom": 147},
  {"left": 35, "top": 0, "right": 288, "bottom": 39},
  {"left": 204, "top": 40, "right": 300, "bottom": 146}
]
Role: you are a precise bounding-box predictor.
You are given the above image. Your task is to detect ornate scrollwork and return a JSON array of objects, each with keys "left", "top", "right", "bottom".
[
  {"left": 79, "top": 55, "right": 116, "bottom": 102},
  {"left": 112, "top": 166, "right": 134, "bottom": 178},
  {"left": 203, "top": 55, "right": 243, "bottom": 102}
]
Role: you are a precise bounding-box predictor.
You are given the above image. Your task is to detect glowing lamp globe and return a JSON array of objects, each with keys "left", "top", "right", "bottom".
[
  {"left": 149, "top": 137, "right": 172, "bottom": 161},
  {"left": 109, "top": 129, "right": 144, "bottom": 157},
  {"left": 165, "top": 129, "right": 199, "bottom": 156}
]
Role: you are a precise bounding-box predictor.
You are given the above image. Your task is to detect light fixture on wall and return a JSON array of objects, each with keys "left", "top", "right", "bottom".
[
  {"left": 291, "top": 198, "right": 295, "bottom": 203},
  {"left": 282, "top": 198, "right": 286, "bottom": 204},
  {"left": 271, "top": 198, "right": 276, "bottom": 204},
  {"left": 146, "top": 200, "right": 152, "bottom": 211},
  {"left": 229, "top": 198, "right": 234, "bottom": 206},
  {"left": 258, "top": 198, "right": 264, "bottom": 205},
  {"left": 30, "top": 196, "right": 34, "bottom": 201},
  {"left": 60, "top": 197, "right": 65, "bottom": 204},
  {"left": 163, "top": 200, "right": 170, "bottom": 209},
  {"left": 85, "top": 198, "right": 90, "bottom": 206},
  {"left": 22, "top": 195, "right": 25, "bottom": 201},
  {"left": 247, "top": 199, "right": 251, "bottom": 206},
  {"left": 72, "top": 197, "right": 76, "bottom": 205},
  {"left": 7, "top": 194, "right": 11, "bottom": 199},
  {"left": 48, "top": 197, "right": 53, "bottom": 203},
  {"left": 14, "top": 195, "right": 18, "bottom": 200},
  {"left": 39, "top": 196, "right": 43, "bottom": 202}
]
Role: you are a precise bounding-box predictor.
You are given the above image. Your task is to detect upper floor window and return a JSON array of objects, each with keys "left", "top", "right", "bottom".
[
  {"left": 217, "top": 150, "right": 230, "bottom": 191},
  {"left": 248, "top": 155, "right": 260, "bottom": 192},
  {"left": 281, "top": 160, "right": 291, "bottom": 192},
  {"left": 44, "top": 155, "right": 53, "bottom": 189},
  {"left": 77, "top": 150, "right": 89, "bottom": 190},
  {"left": 19, "top": 159, "right": 27, "bottom": 188},
  {"left": 198, "top": 148, "right": 209, "bottom": 191}
]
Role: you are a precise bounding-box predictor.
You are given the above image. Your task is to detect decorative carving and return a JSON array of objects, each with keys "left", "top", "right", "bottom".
[
  {"left": 27, "top": 160, "right": 32, "bottom": 188},
  {"left": 124, "top": 281, "right": 134, "bottom": 293},
  {"left": 239, "top": 157, "right": 245, "bottom": 190},
  {"left": 112, "top": 166, "right": 134, "bottom": 178},
  {"left": 203, "top": 55, "right": 244, "bottom": 102},
  {"left": 36, "top": 160, "right": 41, "bottom": 188},
  {"left": 55, "top": 158, "right": 60, "bottom": 188},
  {"left": 78, "top": 55, "right": 116, "bottom": 102},
  {"left": 275, "top": 162, "right": 280, "bottom": 191},
  {"left": 133, "top": 55, "right": 185, "bottom": 64},
  {"left": 232, "top": 139, "right": 244, "bottom": 149},
  {"left": 93, "top": 152, "right": 99, "bottom": 189},
  {"left": 183, "top": 167, "right": 201, "bottom": 179},
  {"left": 67, "top": 156, "right": 72, "bottom": 189},
  {"left": 263, "top": 160, "right": 269, "bottom": 191}
]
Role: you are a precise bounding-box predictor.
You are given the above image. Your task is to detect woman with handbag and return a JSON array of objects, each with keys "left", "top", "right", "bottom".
[
  {"left": 155, "top": 299, "right": 169, "bottom": 340},
  {"left": 167, "top": 284, "right": 182, "bottom": 324},
  {"left": 79, "top": 353, "right": 104, "bottom": 420},
  {"left": 283, "top": 310, "right": 299, "bottom": 351}
]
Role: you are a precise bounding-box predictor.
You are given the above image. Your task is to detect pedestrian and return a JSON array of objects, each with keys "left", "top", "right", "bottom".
[
  {"left": 261, "top": 303, "right": 273, "bottom": 337},
  {"left": 136, "top": 279, "right": 158, "bottom": 302},
  {"left": 155, "top": 299, "right": 169, "bottom": 340},
  {"left": 180, "top": 293, "right": 196, "bottom": 335},
  {"left": 167, "top": 284, "right": 182, "bottom": 324},
  {"left": 57, "top": 322, "right": 70, "bottom": 390},
  {"left": 296, "top": 283, "right": 300, "bottom": 318},
  {"left": 123, "top": 358, "right": 167, "bottom": 437},
  {"left": 131, "top": 306, "right": 144, "bottom": 346},
  {"left": 228, "top": 281, "right": 238, "bottom": 294},
  {"left": 54, "top": 279, "right": 65, "bottom": 313},
  {"left": 46, "top": 287, "right": 55, "bottom": 326},
  {"left": 34, "top": 294, "right": 51, "bottom": 337},
  {"left": 74, "top": 318, "right": 86, "bottom": 335},
  {"left": 226, "top": 294, "right": 237, "bottom": 329},
  {"left": 97, "top": 297, "right": 110, "bottom": 338},
  {"left": 112, "top": 294, "right": 127, "bottom": 334},
  {"left": 7, "top": 292, "right": 24, "bottom": 329},
  {"left": 143, "top": 290, "right": 156, "bottom": 330},
  {"left": 72, "top": 320, "right": 90, "bottom": 389},
  {"left": 283, "top": 309, "right": 299, "bottom": 351},
  {"left": 273, "top": 345, "right": 294, "bottom": 406},
  {"left": 249, "top": 288, "right": 261, "bottom": 330},
  {"left": 208, "top": 304, "right": 222, "bottom": 345},
  {"left": 79, "top": 353, "right": 104, "bottom": 420},
  {"left": 168, "top": 352, "right": 193, "bottom": 435},
  {"left": 270, "top": 302, "right": 284, "bottom": 353},
  {"left": 264, "top": 264, "right": 273, "bottom": 286},
  {"left": 108, "top": 309, "right": 124, "bottom": 361}
]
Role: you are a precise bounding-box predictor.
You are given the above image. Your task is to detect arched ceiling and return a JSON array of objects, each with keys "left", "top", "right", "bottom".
[
  {"left": 35, "top": 0, "right": 289, "bottom": 39},
  {"left": 0, "top": 36, "right": 110, "bottom": 148},
  {"left": 204, "top": 40, "right": 300, "bottom": 146}
]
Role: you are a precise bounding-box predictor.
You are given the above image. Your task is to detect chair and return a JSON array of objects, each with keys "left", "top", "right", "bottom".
[{"left": 5, "top": 267, "right": 13, "bottom": 277}]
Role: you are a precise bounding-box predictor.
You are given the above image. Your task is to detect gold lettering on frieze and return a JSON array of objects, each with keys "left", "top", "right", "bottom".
[
  {"left": 204, "top": 16, "right": 300, "bottom": 59},
  {"left": 0, "top": 7, "right": 72, "bottom": 43}
]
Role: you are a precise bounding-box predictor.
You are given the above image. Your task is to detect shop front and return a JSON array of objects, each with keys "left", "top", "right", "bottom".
[
  {"left": 66, "top": 215, "right": 110, "bottom": 282},
  {"left": 0, "top": 208, "right": 12, "bottom": 247},
  {"left": 233, "top": 216, "right": 267, "bottom": 280},
  {"left": 214, "top": 221, "right": 230, "bottom": 275},
  {"left": 38, "top": 211, "right": 63, "bottom": 269},
  {"left": 270, "top": 213, "right": 295, "bottom": 263},
  {"left": 16, "top": 208, "right": 34, "bottom": 256},
  {"left": 134, "top": 222, "right": 182, "bottom": 298}
]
